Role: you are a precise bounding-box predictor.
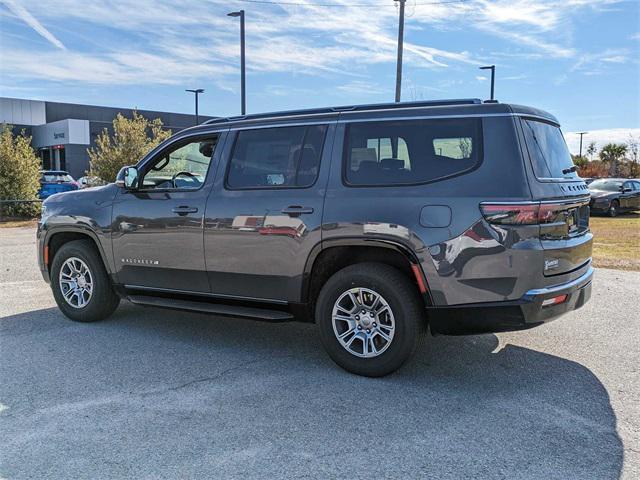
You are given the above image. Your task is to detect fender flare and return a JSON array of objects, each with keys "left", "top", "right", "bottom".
[
  {"left": 300, "top": 236, "right": 428, "bottom": 304},
  {"left": 44, "top": 225, "right": 114, "bottom": 276}
]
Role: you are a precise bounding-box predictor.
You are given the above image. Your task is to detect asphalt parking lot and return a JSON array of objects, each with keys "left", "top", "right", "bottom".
[{"left": 1, "top": 226, "right": 638, "bottom": 479}]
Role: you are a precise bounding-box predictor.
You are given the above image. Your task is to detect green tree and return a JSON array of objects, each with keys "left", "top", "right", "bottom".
[
  {"left": 572, "top": 154, "right": 588, "bottom": 167},
  {"left": 0, "top": 124, "right": 41, "bottom": 218},
  {"left": 599, "top": 143, "right": 627, "bottom": 177},
  {"left": 627, "top": 135, "right": 639, "bottom": 177},
  {"left": 586, "top": 141, "right": 597, "bottom": 160},
  {"left": 88, "top": 111, "right": 171, "bottom": 182}
]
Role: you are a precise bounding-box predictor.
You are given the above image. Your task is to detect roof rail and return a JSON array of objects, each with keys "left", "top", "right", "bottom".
[{"left": 202, "top": 98, "right": 483, "bottom": 125}]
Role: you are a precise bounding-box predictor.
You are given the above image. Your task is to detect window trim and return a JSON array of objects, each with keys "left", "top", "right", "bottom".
[
  {"left": 341, "top": 118, "right": 484, "bottom": 188},
  {"left": 136, "top": 133, "right": 220, "bottom": 194},
  {"left": 224, "top": 124, "right": 328, "bottom": 191}
]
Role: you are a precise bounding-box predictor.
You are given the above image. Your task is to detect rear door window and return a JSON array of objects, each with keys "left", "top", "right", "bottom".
[
  {"left": 226, "top": 125, "right": 327, "bottom": 189},
  {"left": 522, "top": 119, "right": 578, "bottom": 180},
  {"left": 344, "top": 118, "right": 482, "bottom": 186}
]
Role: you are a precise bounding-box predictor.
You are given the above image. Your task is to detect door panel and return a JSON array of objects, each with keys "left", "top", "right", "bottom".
[
  {"left": 204, "top": 123, "right": 336, "bottom": 302},
  {"left": 634, "top": 182, "right": 640, "bottom": 209},
  {"left": 111, "top": 132, "right": 227, "bottom": 292},
  {"left": 620, "top": 183, "right": 631, "bottom": 209}
]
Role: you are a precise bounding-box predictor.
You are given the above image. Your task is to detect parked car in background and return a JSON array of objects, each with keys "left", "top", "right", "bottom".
[
  {"left": 589, "top": 178, "right": 640, "bottom": 216},
  {"left": 38, "top": 171, "right": 79, "bottom": 199},
  {"left": 77, "top": 176, "right": 105, "bottom": 189}
]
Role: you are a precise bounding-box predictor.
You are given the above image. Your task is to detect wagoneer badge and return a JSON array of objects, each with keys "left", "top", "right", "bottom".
[
  {"left": 544, "top": 259, "right": 560, "bottom": 271},
  {"left": 121, "top": 258, "right": 159, "bottom": 265}
]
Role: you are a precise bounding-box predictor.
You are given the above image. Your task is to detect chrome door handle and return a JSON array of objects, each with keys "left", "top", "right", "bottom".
[
  {"left": 172, "top": 206, "right": 198, "bottom": 215},
  {"left": 281, "top": 206, "right": 314, "bottom": 216}
]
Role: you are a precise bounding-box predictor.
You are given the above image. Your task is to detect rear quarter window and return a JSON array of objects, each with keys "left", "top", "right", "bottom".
[
  {"left": 343, "top": 118, "right": 482, "bottom": 186},
  {"left": 522, "top": 118, "right": 578, "bottom": 180}
]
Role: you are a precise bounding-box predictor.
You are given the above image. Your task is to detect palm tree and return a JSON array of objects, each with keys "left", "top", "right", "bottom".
[{"left": 599, "top": 143, "right": 627, "bottom": 176}]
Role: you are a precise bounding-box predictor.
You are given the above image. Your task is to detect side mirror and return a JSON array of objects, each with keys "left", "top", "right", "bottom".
[
  {"left": 623, "top": 188, "right": 632, "bottom": 193},
  {"left": 115, "top": 166, "right": 139, "bottom": 190}
]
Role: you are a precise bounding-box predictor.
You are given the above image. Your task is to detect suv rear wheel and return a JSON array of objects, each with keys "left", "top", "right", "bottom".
[
  {"left": 316, "top": 263, "right": 424, "bottom": 377},
  {"left": 51, "top": 239, "right": 120, "bottom": 322}
]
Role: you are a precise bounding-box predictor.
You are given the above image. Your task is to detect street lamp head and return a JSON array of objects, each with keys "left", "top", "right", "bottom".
[
  {"left": 185, "top": 88, "right": 205, "bottom": 94},
  {"left": 479, "top": 65, "right": 495, "bottom": 70},
  {"left": 227, "top": 11, "right": 242, "bottom": 17}
]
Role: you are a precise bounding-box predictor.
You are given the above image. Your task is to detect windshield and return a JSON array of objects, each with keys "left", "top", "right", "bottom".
[
  {"left": 42, "top": 173, "right": 74, "bottom": 183},
  {"left": 589, "top": 179, "right": 623, "bottom": 192},
  {"left": 522, "top": 119, "right": 577, "bottom": 180}
]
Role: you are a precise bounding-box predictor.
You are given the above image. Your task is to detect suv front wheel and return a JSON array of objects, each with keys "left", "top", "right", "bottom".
[
  {"left": 50, "top": 239, "right": 120, "bottom": 322},
  {"left": 316, "top": 263, "right": 424, "bottom": 377}
]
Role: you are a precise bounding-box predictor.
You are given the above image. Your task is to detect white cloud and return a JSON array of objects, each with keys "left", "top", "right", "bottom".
[
  {"left": 570, "top": 48, "right": 632, "bottom": 76},
  {"left": 0, "top": 49, "right": 236, "bottom": 85},
  {"left": 601, "top": 55, "right": 627, "bottom": 63},
  {"left": 0, "top": 0, "right": 481, "bottom": 86},
  {"left": 476, "top": 75, "right": 488, "bottom": 81},
  {"left": 565, "top": 129, "right": 640, "bottom": 155},
  {"left": 336, "top": 80, "right": 386, "bottom": 95},
  {"left": 502, "top": 74, "right": 528, "bottom": 80},
  {"left": 0, "top": 0, "right": 631, "bottom": 88},
  {"left": 1, "top": 0, "right": 65, "bottom": 49}
]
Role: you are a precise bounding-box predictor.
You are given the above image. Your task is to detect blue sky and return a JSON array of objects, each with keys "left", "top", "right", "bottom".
[{"left": 0, "top": 0, "right": 638, "bottom": 153}]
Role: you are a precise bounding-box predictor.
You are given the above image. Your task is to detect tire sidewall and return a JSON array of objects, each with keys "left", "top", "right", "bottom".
[
  {"left": 316, "top": 265, "right": 421, "bottom": 376},
  {"left": 608, "top": 200, "right": 619, "bottom": 217},
  {"left": 51, "top": 241, "right": 117, "bottom": 322}
]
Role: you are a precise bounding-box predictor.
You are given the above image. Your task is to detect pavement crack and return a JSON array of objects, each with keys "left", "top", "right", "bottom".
[{"left": 138, "top": 357, "right": 285, "bottom": 397}]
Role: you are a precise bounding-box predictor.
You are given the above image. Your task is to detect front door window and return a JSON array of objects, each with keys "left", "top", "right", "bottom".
[{"left": 140, "top": 138, "right": 216, "bottom": 190}]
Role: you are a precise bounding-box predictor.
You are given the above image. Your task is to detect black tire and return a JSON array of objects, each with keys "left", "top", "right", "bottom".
[
  {"left": 607, "top": 199, "right": 619, "bottom": 217},
  {"left": 50, "top": 239, "right": 120, "bottom": 322},
  {"left": 316, "top": 263, "right": 425, "bottom": 377}
]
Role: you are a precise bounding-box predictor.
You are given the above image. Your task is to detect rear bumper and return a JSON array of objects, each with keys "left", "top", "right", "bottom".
[{"left": 428, "top": 266, "right": 594, "bottom": 335}]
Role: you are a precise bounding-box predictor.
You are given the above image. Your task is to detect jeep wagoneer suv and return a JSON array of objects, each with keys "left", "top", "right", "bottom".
[{"left": 37, "top": 99, "right": 593, "bottom": 376}]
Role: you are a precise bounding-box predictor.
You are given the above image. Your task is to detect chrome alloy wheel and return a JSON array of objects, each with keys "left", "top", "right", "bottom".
[
  {"left": 331, "top": 287, "right": 396, "bottom": 358},
  {"left": 59, "top": 257, "right": 93, "bottom": 309}
]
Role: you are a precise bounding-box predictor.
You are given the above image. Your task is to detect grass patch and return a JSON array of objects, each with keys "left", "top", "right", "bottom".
[
  {"left": 0, "top": 216, "right": 38, "bottom": 228},
  {"left": 590, "top": 213, "right": 640, "bottom": 271}
]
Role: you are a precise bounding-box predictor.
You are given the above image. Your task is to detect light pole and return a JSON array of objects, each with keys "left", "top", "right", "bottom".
[
  {"left": 185, "top": 88, "right": 204, "bottom": 125},
  {"left": 577, "top": 132, "right": 588, "bottom": 158},
  {"left": 479, "top": 65, "right": 495, "bottom": 101},
  {"left": 228, "top": 10, "right": 246, "bottom": 115},
  {"left": 394, "top": 0, "right": 406, "bottom": 103}
]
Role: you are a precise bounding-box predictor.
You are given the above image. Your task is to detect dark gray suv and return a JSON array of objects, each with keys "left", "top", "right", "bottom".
[{"left": 37, "top": 99, "right": 594, "bottom": 376}]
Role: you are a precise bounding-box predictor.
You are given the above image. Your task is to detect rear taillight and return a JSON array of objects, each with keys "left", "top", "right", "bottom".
[{"left": 480, "top": 202, "right": 568, "bottom": 226}]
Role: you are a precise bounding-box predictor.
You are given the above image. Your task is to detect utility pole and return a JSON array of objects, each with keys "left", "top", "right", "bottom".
[
  {"left": 577, "top": 132, "right": 588, "bottom": 158},
  {"left": 185, "top": 88, "right": 204, "bottom": 125},
  {"left": 394, "top": 0, "right": 406, "bottom": 103},
  {"left": 479, "top": 65, "right": 495, "bottom": 101},
  {"left": 228, "top": 10, "right": 246, "bottom": 115}
]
